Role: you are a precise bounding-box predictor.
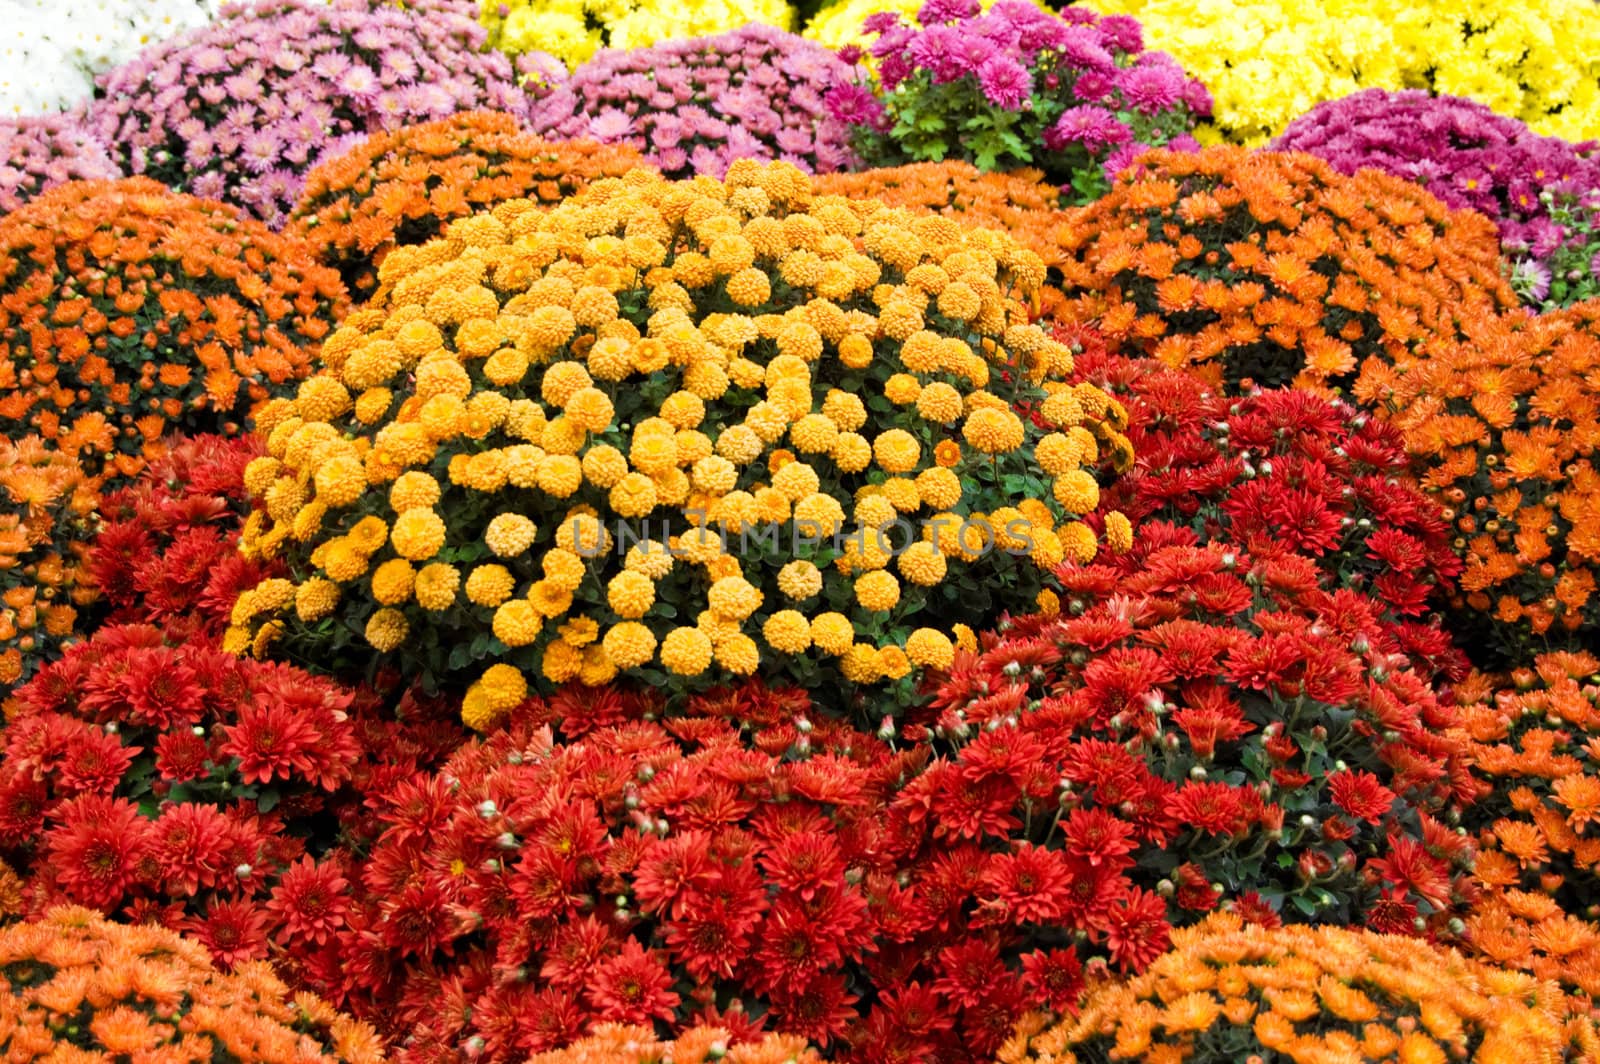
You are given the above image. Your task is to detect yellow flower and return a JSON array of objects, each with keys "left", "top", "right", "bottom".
[
  {"left": 1053, "top": 470, "right": 1101, "bottom": 515},
  {"left": 295, "top": 578, "right": 340, "bottom": 622},
  {"left": 838, "top": 333, "right": 874, "bottom": 368},
  {"left": 873, "top": 429, "right": 921, "bottom": 474},
  {"left": 953, "top": 623, "right": 977, "bottom": 652},
  {"left": 763, "top": 610, "right": 813, "bottom": 654},
  {"left": 841, "top": 643, "right": 882, "bottom": 683},
  {"left": 607, "top": 571, "right": 656, "bottom": 619},
  {"left": 1037, "top": 588, "right": 1061, "bottom": 616},
  {"left": 414, "top": 563, "right": 461, "bottom": 611},
  {"left": 1061, "top": 522, "right": 1098, "bottom": 564},
  {"left": 485, "top": 513, "right": 538, "bottom": 557},
  {"left": 365, "top": 608, "right": 409, "bottom": 652},
  {"left": 793, "top": 493, "right": 845, "bottom": 538},
  {"left": 390, "top": 509, "right": 445, "bottom": 561},
  {"left": 602, "top": 621, "right": 657, "bottom": 669},
  {"left": 581, "top": 444, "right": 629, "bottom": 489},
  {"left": 915, "top": 382, "right": 964, "bottom": 424},
  {"left": 370, "top": 559, "right": 416, "bottom": 605},
  {"left": 542, "top": 638, "right": 584, "bottom": 683},
  {"left": 905, "top": 628, "right": 954, "bottom": 670},
  {"left": 963, "top": 407, "right": 1025, "bottom": 453},
  {"left": 832, "top": 432, "right": 874, "bottom": 473},
  {"left": 935, "top": 440, "right": 962, "bottom": 468},
  {"left": 914, "top": 467, "right": 962, "bottom": 510},
  {"left": 564, "top": 387, "right": 614, "bottom": 433},
  {"left": 389, "top": 471, "right": 442, "bottom": 512},
  {"left": 609, "top": 473, "right": 659, "bottom": 519},
  {"left": 810, "top": 612, "right": 855, "bottom": 655},
  {"left": 790, "top": 413, "right": 839, "bottom": 454},
  {"left": 855, "top": 570, "right": 901, "bottom": 611},
  {"left": 530, "top": 579, "right": 574, "bottom": 619},
  {"left": 714, "top": 633, "right": 760, "bottom": 675},
  {"left": 538, "top": 454, "right": 584, "bottom": 497},
  {"left": 557, "top": 615, "right": 599, "bottom": 648},
  {"left": 466, "top": 564, "right": 517, "bottom": 607},
  {"left": 313, "top": 456, "right": 366, "bottom": 508},
  {"left": 542, "top": 548, "right": 588, "bottom": 592},
  {"left": 321, "top": 539, "right": 370, "bottom": 583},
  {"left": 884, "top": 373, "right": 922, "bottom": 405},
  {"left": 493, "top": 600, "right": 543, "bottom": 647},
  {"left": 624, "top": 540, "right": 675, "bottom": 580},
  {"left": 897, "top": 542, "right": 947, "bottom": 587},
  {"left": 777, "top": 560, "right": 823, "bottom": 600},
  {"left": 1104, "top": 511, "right": 1134, "bottom": 554},
  {"left": 660, "top": 627, "right": 714, "bottom": 676},
  {"left": 461, "top": 663, "right": 528, "bottom": 731},
  {"left": 822, "top": 389, "right": 866, "bottom": 431},
  {"left": 708, "top": 576, "right": 762, "bottom": 621},
  {"left": 877, "top": 646, "right": 911, "bottom": 680}
]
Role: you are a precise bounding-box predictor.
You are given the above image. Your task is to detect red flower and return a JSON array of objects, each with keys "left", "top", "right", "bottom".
[
  {"left": 185, "top": 896, "right": 270, "bottom": 968},
  {"left": 584, "top": 939, "right": 680, "bottom": 1026},
  {"left": 1368, "top": 833, "right": 1455, "bottom": 911},
  {"left": 1020, "top": 948, "right": 1084, "bottom": 1012},
  {"left": 1095, "top": 887, "right": 1170, "bottom": 972},
  {"left": 44, "top": 794, "right": 151, "bottom": 908},
  {"left": 219, "top": 700, "right": 321, "bottom": 785},
  {"left": 150, "top": 802, "right": 231, "bottom": 896},
  {"left": 1169, "top": 781, "right": 1248, "bottom": 835},
  {"left": 268, "top": 856, "right": 350, "bottom": 947},
  {"left": 977, "top": 845, "right": 1073, "bottom": 925},
  {"left": 1328, "top": 769, "right": 1397, "bottom": 823},
  {"left": 767, "top": 972, "right": 858, "bottom": 1045}
]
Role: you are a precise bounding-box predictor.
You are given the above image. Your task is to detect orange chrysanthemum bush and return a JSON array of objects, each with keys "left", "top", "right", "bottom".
[
  {"left": 811, "top": 162, "right": 1073, "bottom": 274},
  {"left": 289, "top": 112, "right": 649, "bottom": 300},
  {"left": 999, "top": 911, "right": 1600, "bottom": 1064},
  {"left": 1451, "top": 651, "right": 1600, "bottom": 999},
  {"left": 0, "top": 906, "right": 384, "bottom": 1063},
  {"left": 0, "top": 178, "right": 349, "bottom": 484},
  {"left": 1052, "top": 146, "right": 1516, "bottom": 394},
  {"left": 1361, "top": 302, "right": 1600, "bottom": 658},
  {"left": 0, "top": 437, "right": 97, "bottom": 697},
  {"left": 529, "top": 1026, "right": 819, "bottom": 1064},
  {"left": 228, "top": 161, "right": 1133, "bottom": 731}
]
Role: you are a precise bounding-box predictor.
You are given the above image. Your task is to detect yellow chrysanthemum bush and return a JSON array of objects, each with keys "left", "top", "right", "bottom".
[
  {"left": 483, "top": 0, "right": 794, "bottom": 68},
  {"left": 999, "top": 912, "right": 1600, "bottom": 1064},
  {"left": 228, "top": 161, "right": 1132, "bottom": 731},
  {"left": 1086, "top": 0, "right": 1600, "bottom": 145}
]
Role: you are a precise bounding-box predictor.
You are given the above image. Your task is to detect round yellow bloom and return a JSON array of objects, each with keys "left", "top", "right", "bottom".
[
  {"left": 884, "top": 373, "right": 922, "bottom": 405},
  {"left": 610, "top": 473, "right": 659, "bottom": 519},
  {"left": 538, "top": 454, "right": 585, "bottom": 497},
  {"left": 365, "top": 608, "right": 409, "bottom": 652},
  {"left": 897, "top": 542, "right": 948, "bottom": 587},
  {"left": 793, "top": 493, "right": 845, "bottom": 538},
  {"left": 855, "top": 494, "right": 898, "bottom": 530},
  {"left": 790, "top": 413, "right": 839, "bottom": 455},
  {"left": 1053, "top": 469, "right": 1101, "bottom": 515},
  {"left": 906, "top": 628, "right": 955, "bottom": 670},
  {"left": 389, "top": 471, "right": 442, "bottom": 513},
  {"left": 581, "top": 444, "right": 629, "bottom": 488},
  {"left": 660, "top": 391, "right": 706, "bottom": 429},
  {"left": 413, "top": 563, "right": 461, "bottom": 611},
  {"left": 832, "top": 432, "right": 873, "bottom": 473},
  {"left": 915, "top": 467, "right": 962, "bottom": 510},
  {"left": 354, "top": 387, "right": 394, "bottom": 424},
  {"left": 692, "top": 455, "right": 739, "bottom": 495},
  {"left": 295, "top": 577, "right": 340, "bottom": 622},
  {"left": 313, "top": 456, "right": 366, "bottom": 508},
  {"left": 624, "top": 540, "right": 675, "bottom": 580},
  {"left": 602, "top": 621, "right": 658, "bottom": 670},
  {"left": 882, "top": 477, "right": 921, "bottom": 513},
  {"left": 776, "top": 559, "right": 823, "bottom": 600},
  {"left": 565, "top": 387, "right": 615, "bottom": 433},
  {"left": 838, "top": 333, "right": 874, "bottom": 369},
  {"left": 708, "top": 576, "right": 762, "bottom": 621},
  {"left": 873, "top": 430, "right": 921, "bottom": 474},
  {"left": 763, "top": 610, "right": 813, "bottom": 654},
  {"left": 660, "top": 627, "right": 714, "bottom": 676},
  {"left": 391, "top": 509, "right": 446, "bottom": 561},
  {"left": 1035, "top": 433, "right": 1080, "bottom": 476},
  {"left": 530, "top": 579, "right": 575, "bottom": 619},
  {"left": 877, "top": 646, "right": 912, "bottom": 681},
  {"left": 466, "top": 564, "right": 517, "bottom": 607},
  {"left": 822, "top": 389, "right": 866, "bottom": 431},
  {"left": 493, "top": 600, "right": 543, "bottom": 647},
  {"left": 1104, "top": 511, "right": 1135, "bottom": 554},
  {"left": 539, "top": 548, "right": 586, "bottom": 593},
  {"left": 1061, "top": 521, "right": 1098, "bottom": 564},
  {"left": 1037, "top": 588, "right": 1061, "bottom": 616},
  {"left": 963, "top": 407, "right": 1026, "bottom": 453},
  {"left": 841, "top": 643, "right": 881, "bottom": 683},
  {"left": 485, "top": 513, "right": 538, "bottom": 557},
  {"left": 607, "top": 571, "right": 656, "bottom": 619},
  {"left": 461, "top": 663, "right": 527, "bottom": 732},
  {"left": 715, "top": 425, "right": 764, "bottom": 466},
  {"left": 772, "top": 461, "right": 821, "bottom": 502},
  {"left": 725, "top": 268, "right": 771, "bottom": 306},
  {"left": 810, "top": 612, "right": 855, "bottom": 655},
  {"left": 854, "top": 570, "right": 901, "bottom": 611},
  {"left": 541, "top": 362, "right": 593, "bottom": 408},
  {"left": 714, "top": 633, "right": 761, "bottom": 676},
  {"left": 370, "top": 558, "right": 416, "bottom": 605},
  {"left": 915, "top": 382, "right": 964, "bottom": 424}
]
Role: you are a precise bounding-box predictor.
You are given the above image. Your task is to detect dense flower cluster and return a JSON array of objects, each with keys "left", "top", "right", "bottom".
[
  {"left": 1452, "top": 652, "right": 1600, "bottom": 1000},
  {"left": 231, "top": 162, "right": 1131, "bottom": 725},
  {"left": 1053, "top": 146, "right": 1516, "bottom": 393},
  {"left": 0, "top": 906, "right": 384, "bottom": 1063},
  {"left": 1522, "top": 187, "right": 1600, "bottom": 311},
  {"left": 1000, "top": 911, "right": 1600, "bottom": 1064},
  {"left": 1272, "top": 89, "right": 1600, "bottom": 309},
  {"left": 526, "top": 26, "right": 856, "bottom": 180},
  {"left": 85, "top": 0, "right": 525, "bottom": 226},
  {"left": 0, "top": 114, "right": 120, "bottom": 212},
  {"left": 0, "top": 622, "right": 464, "bottom": 966},
  {"left": 830, "top": 1, "right": 1209, "bottom": 202},
  {"left": 482, "top": 0, "right": 794, "bottom": 68},
  {"left": 811, "top": 161, "right": 1073, "bottom": 272},
  {"left": 289, "top": 112, "right": 648, "bottom": 299},
  {"left": 1085, "top": 0, "right": 1600, "bottom": 145},
  {"left": 0, "top": 178, "right": 348, "bottom": 481},
  {"left": 530, "top": 1026, "right": 819, "bottom": 1064},
  {"left": 1360, "top": 302, "right": 1600, "bottom": 655},
  {"left": 927, "top": 523, "right": 1476, "bottom": 939},
  {"left": 0, "top": 438, "right": 97, "bottom": 695},
  {"left": 1084, "top": 353, "right": 1464, "bottom": 645},
  {"left": 86, "top": 434, "right": 276, "bottom": 641}
]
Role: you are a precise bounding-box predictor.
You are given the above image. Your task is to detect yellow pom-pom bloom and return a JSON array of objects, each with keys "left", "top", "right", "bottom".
[
  {"left": 493, "top": 600, "right": 543, "bottom": 647},
  {"left": 708, "top": 576, "right": 762, "bottom": 621},
  {"left": 810, "top": 612, "right": 855, "bottom": 655},
  {"left": 777, "top": 560, "right": 823, "bottom": 600},
  {"left": 1104, "top": 510, "right": 1135, "bottom": 554},
  {"left": 855, "top": 570, "right": 901, "bottom": 611},
  {"left": 763, "top": 610, "right": 813, "bottom": 654},
  {"left": 466, "top": 564, "right": 517, "bottom": 607},
  {"left": 390, "top": 509, "right": 446, "bottom": 561},
  {"left": 906, "top": 628, "right": 955, "bottom": 670},
  {"left": 963, "top": 407, "right": 1026, "bottom": 454},
  {"left": 365, "top": 608, "right": 409, "bottom": 652},
  {"left": 461, "top": 663, "right": 527, "bottom": 732},
  {"left": 897, "top": 541, "right": 948, "bottom": 587},
  {"left": 602, "top": 621, "right": 658, "bottom": 669},
  {"left": 1053, "top": 469, "right": 1101, "bottom": 515},
  {"left": 414, "top": 563, "right": 461, "bottom": 611},
  {"left": 607, "top": 571, "right": 656, "bottom": 619},
  {"left": 370, "top": 559, "right": 416, "bottom": 606},
  {"left": 660, "top": 627, "right": 714, "bottom": 676},
  {"left": 485, "top": 513, "right": 538, "bottom": 557}
]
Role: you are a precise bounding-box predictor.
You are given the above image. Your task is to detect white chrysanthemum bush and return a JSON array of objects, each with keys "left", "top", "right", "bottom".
[{"left": 228, "top": 162, "right": 1133, "bottom": 730}]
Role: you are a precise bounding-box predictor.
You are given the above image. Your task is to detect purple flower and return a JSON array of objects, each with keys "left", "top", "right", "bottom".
[
  {"left": 0, "top": 116, "right": 121, "bottom": 214},
  {"left": 1073, "top": 69, "right": 1114, "bottom": 103},
  {"left": 917, "top": 0, "right": 980, "bottom": 25},
  {"left": 1045, "top": 105, "right": 1130, "bottom": 152},
  {"left": 1116, "top": 65, "right": 1182, "bottom": 115},
  {"left": 1097, "top": 14, "right": 1144, "bottom": 53},
  {"left": 948, "top": 34, "right": 1000, "bottom": 76},
  {"left": 861, "top": 11, "right": 903, "bottom": 35},
  {"left": 1055, "top": 26, "right": 1116, "bottom": 72},
  {"left": 1509, "top": 258, "right": 1552, "bottom": 302},
  {"left": 826, "top": 83, "right": 887, "bottom": 128},
  {"left": 977, "top": 56, "right": 1032, "bottom": 110},
  {"left": 587, "top": 109, "right": 633, "bottom": 141},
  {"left": 1101, "top": 140, "right": 1151, "bottom": 181}
]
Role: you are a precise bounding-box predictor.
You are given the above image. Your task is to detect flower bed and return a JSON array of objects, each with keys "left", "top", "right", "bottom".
[{"left": 0, "top": 115, "right": 120, "bottom": 212}]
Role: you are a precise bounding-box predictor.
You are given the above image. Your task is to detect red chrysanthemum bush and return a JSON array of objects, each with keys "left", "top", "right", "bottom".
[
  {"left": 85, "top": 433, "right": 277, "bottom": 644},
  {"left": 0, "top": 906, "right": 384, "bottom": 1062},
  {"left": 917, "top": 522, "right": 1477, "bottom": 942},
  {"left": 1051, "top": 146, "right": 1516, "bottom": 394},
  {"left": 0, "top": 178, "right": 348, "bottom": 483},
  {"left": 0, "top": 624, "right": 465, "bottom": 969},
  {"left": 1079, "top": 350, "right": 1465, "bottom": 677},
  {"left": 529, "top": 1025, "right": 820, "bottom": 1064},
  {"left": 0, "top": 437, "right": 98, "bottom": 697},
  {"left": 1357, "top": 301, "right": 1600, "bottom": 659},
  {"left": 1450, "top": 651, "right": 1600, "bottom": 999},
  {"left": 288, "top": 112, "right": 649, "bottom": 299}
]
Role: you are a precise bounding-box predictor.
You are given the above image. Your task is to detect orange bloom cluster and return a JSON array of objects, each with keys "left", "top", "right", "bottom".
[
  {"left": 0, "top": 906, "right": 383, "bottom": 1063},
  {"left": 811, "top": 161, "right": 1074, "bottom": 272},
  {"left": 527, "top": 1025, "right": 819, "bottom": 1064},
  {"left": 1361, "top": 301, "right": 1600, "bottom": 649},
  {"left": 0, "top": 436, "right": 97, "bottom": 698},
  {"left": 0, "top": 178, "right": 348, "bottom": 483},
  {"left": 1452, "top": 651, "right": 1600, "bottom": 999},
  {"left": 999, "top": 911, "right": 1600, "bottom": 1064},
  {"left": 1052, "top": 146, "right": 1516, "bottom": 394},
  {"left": 288, "top": 111, "right": 648, "bottom": 299}
]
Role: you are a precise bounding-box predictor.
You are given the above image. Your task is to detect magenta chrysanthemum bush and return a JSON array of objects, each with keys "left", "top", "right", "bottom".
[
  {"left": 84, "top": 0, "right": 524, "bottom": 226},
  {"left": 1273, "top": 89, "right": 1600, "bottom": 307},
  {"left": 828, "top": 0, "right": 1209, "bottom": 202},
  {"left": 0, "top": 114, "right": 120, "bottom": 213},
  {"left": 525, "top": 24, "right": 857, "bottom": 179}
]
